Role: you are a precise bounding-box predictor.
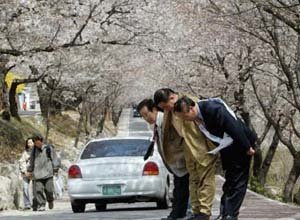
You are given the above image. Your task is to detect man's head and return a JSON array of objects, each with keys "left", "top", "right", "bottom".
[
  {"left": 137, "top": 99, "right": 158, "bottom": 124},
  {"left": 154, "top": 88, "right": 178, "bottom": 111},
  {"left": 174, "top": 96, "right": 198, "bottom": 121},
  {"left": 32, "top": 134, "right": 44, "bottom": 149}
]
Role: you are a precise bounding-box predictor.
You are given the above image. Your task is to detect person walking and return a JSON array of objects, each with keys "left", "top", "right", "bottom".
[
  {"left": 19, "top": 138, "right": 34, "bottom": 210},
  {"left": 154, "top": 88, "right": 218, "bottom": 220},
  {"left": 173, "top": 96, "right": 257, "bottom": 220},
  {"left": 137, "top": 98, "right": 189, "bottom": 220},
  {"left": 27, "top": 134, "right": 60, "bottom": 211}
]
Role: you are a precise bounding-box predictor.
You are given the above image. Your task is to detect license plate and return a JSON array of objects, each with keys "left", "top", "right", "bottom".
[{"left": 102, "top": 185, "right": 121, "bottom": 196}]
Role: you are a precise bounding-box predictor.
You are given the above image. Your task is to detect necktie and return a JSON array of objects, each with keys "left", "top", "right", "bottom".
[{"left": 144, "top": 124, "right": 157, "bottom": 160}]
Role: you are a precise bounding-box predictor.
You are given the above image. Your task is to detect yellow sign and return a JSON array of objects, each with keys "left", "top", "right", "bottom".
[{"left": 5, "top": 72, "right": 25, "bottom": 93}]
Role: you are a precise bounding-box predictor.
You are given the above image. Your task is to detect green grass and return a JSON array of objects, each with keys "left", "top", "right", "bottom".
[{"left": 0, "top": 117, "right": 40, "bottom": 162}]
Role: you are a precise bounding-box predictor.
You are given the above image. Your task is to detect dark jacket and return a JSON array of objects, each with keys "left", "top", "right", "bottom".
[{"left": 198, "top": 99, "right": 257, "bottom": 169}]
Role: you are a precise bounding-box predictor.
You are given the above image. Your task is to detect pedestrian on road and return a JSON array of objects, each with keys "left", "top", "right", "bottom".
[
  {"left": 137, "top": 99, "right": 189, "bottom": 220},
  {"left": 173, "top": 96, "right": 257, "bottom": 220},
  {"left": 27, "top": 134, "right": 60, "bottom": 211},
  {"left": 154, "top": 88, "right": 217, "bottom": 220},
  {"left": 18, "top": 138, "right": 34, "bottom": 210}
]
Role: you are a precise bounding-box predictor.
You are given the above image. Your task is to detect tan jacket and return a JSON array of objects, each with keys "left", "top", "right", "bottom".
[
  {"left": 156, "top": 112, "right": 188, "bottom": 177},
  {"left": 162, "top": 94, "right": 217, "bottom": 167}
]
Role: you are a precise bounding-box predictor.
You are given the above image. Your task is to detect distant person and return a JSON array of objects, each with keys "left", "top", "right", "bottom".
[
  {"left": 173, "top": 96, "right": 257, "bottom": 220},
  {"left": 137, "top": 99, "right": 189, "bottom": 220},
  {"left": 27, "top": 134, "right": 60, "bottom": 211},
  {"left": 19, "top": 138, "right": 34, "bottom": 210},
  {"left": 22, "top": 101, "right": 27, "bottom": 111}
]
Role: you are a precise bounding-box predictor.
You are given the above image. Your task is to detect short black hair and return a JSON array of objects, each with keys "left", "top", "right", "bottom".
[
  {"left": 32, "top": 134, "right": 43, "bottom": 142},
  {"left": 153, "top": 88, "right": 176, "bottom": 106},
  {"left": 137, "top": 99, "right": 156, "bottom": 113},
  {"left": 174, "top": 96, "right": 196, "bottom": 113}
]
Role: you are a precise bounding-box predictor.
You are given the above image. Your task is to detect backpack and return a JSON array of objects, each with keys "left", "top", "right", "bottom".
[
  {"left": 45, "top": 144, "right": 53, "bottom": 161},
  {"left": 32, "top": 144, "right": 53, "bottom": 171}
]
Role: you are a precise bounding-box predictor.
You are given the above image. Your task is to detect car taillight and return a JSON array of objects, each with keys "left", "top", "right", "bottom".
[
  {"left": 143, "top": 162, "right": 159, "bottom": 176},
  {"left": 68, "top": 165, "right": 82, "bottom": 179}
]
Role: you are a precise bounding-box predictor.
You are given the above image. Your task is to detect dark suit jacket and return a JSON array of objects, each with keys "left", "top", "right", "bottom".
[{"left": 198, "top": 99, "right": 257, "bottom": 169}]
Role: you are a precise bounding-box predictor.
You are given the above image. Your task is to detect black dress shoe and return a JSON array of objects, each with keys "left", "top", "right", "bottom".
[
  {"left": 161, "top": 217, "right": 186, "bottom": 220},
  {"left": 186, "top": 213, "right": 210, "bottom": 220},
  {"left": 222, "top": 216, "right": 238, "bottom": 220},
  {"left": 161, "top": 217, "right": 176, "bottom": 220},
  {"left": 213, "top": 215, "right": 223, "bottom": 220}
]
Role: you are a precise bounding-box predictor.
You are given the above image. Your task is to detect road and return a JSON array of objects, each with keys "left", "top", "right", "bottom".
[{"left": 1, "top": 108, "right": 299, "bottom": 220}]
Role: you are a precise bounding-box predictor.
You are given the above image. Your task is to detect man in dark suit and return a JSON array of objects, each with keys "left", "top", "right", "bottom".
[{"left": 173, "top": 96, "right": 257, "bottom": 220}]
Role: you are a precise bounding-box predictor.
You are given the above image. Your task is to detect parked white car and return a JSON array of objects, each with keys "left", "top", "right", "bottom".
[{"left": 68, "top": 136, "right": 171, "bottom": 213}]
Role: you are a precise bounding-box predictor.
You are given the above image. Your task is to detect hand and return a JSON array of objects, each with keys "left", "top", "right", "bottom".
[
  {"left": 247, "top": 147, "right": 255, "bottom": 156},
  {"left": 27, "top": 172, "right": 33, "bottom": 179}
]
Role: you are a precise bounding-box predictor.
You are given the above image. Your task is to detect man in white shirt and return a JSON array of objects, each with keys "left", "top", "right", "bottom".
[{"left": 137, "top": 99, "right": 189, "bottom": 220}]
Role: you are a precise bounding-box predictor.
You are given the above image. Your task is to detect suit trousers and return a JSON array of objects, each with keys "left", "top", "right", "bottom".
[
  {"left": 169, "top": 173, "right": 189, "bottom": 218},
  {"left": 32, "top": 177, "right": 54, "bottom": 209},
  {"left": 220, "top": 157, "right": 251, "bottom": 218},
  {"left": 186, "top": 153, "right": 217, "bottom": 216}
]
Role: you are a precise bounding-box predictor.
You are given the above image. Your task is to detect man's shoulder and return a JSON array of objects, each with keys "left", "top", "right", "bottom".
[
  {"left": 198, "top": 99, "right": 224, "bottom": 117},
  {"left": 44, "top": 144, "right": 54, "bottom": 148}
]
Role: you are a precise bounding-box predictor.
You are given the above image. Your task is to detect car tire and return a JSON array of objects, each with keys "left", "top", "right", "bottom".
[
  {"left": 95, "top": 203, "right": 107, "bottom": 211},
  {"left": 156, "top": 186, "right": 171, "bottom": 209},
  {"left": 71, "top": 201, "right": 86, "bottom": 213}
]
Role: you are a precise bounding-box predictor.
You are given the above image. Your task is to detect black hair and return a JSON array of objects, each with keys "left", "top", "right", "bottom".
[
  {"left": 174, "top": 96, "right": 196, "bottom": 113},
  {"left": 32, "top": 134, "right": 43, "bottom": 142},
  {"left": 153, "top": 88, "right": 176, "bottom": 106},
  {"left": 25, "top": 138, "right": 33, "bottom": 150},
  {"left": 137, "top": 99, "right": 156, "bottom": 113}
]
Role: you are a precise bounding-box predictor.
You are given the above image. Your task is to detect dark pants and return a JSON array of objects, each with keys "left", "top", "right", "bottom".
[
  {"left": 220, "top": 158, "right": 251, "bottom": 218},
  {"left": 32, "top": 177, "right": 54, "bottom": 209},
  {"left": 169, "top": 173, "right": 189, "bottom": 218}
]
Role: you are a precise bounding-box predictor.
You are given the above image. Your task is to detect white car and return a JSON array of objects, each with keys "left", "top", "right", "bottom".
[{"left": 68, "top": 136, "right": 171, "bottom": 213}]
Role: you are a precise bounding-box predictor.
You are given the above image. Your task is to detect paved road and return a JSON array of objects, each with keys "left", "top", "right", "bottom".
[{"left": 1, "top": 108, "right": 300, "bottom": 219}]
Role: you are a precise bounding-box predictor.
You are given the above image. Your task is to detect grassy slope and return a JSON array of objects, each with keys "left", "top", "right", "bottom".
[{"left": 0, "top": 111, "right": 117, "bottom": 162}]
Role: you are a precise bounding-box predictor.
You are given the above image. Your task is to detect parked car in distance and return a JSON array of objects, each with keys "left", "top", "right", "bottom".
[
  {"left": 133, "top": 108, "right": 141, "bottom": 117},
  {"left": 68, "top": 137, "right": 171, "bottom": 213}
]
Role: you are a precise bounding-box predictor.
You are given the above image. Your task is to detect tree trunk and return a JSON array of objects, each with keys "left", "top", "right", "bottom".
[
  {"left": 74, "top": 111, "right": 84, "bottom": 148},
  {"left": 295, "top": 185, "right": 300, "bottom": 205},
  {"left": 45, "top": 106, "right": 51, "bottom": 143},
  {"left": 96, "top": 113, "right": 106, "bottom": 135},
  {"left": 44, "top": 88, "right": 55, "bottom": 142},
  {"left": 253, "top": 147, "right": 263, "bottom": 178},
  {"left": 258, "top": 133, "right": 280, "bottom": 186},
  {"left": 283, "top": 152, "right": 300, "bottom": 202},
  {"left": 37, "top": 84, "right": 49, "bottom": 118},
  {"left": 96, "top": 97, "right": 109, "bottom": 135},
  {"left": 84, "top": 111, "right": 90, "bottom": 136},
  {"left": 9, "top": 81, "right": 21, "bottom": 120},
  {"left": 0, "top": 63, "right": 10, "bottom": 120}
]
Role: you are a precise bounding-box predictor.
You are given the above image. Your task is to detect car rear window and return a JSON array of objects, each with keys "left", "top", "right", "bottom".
[{"left": 81, "top": 139, "right": 150, "bottom": 159}]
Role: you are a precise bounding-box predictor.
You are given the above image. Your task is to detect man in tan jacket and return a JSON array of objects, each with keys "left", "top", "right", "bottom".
[{"left": 154, "top": 88, "right": 217, "bottom": 220}]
